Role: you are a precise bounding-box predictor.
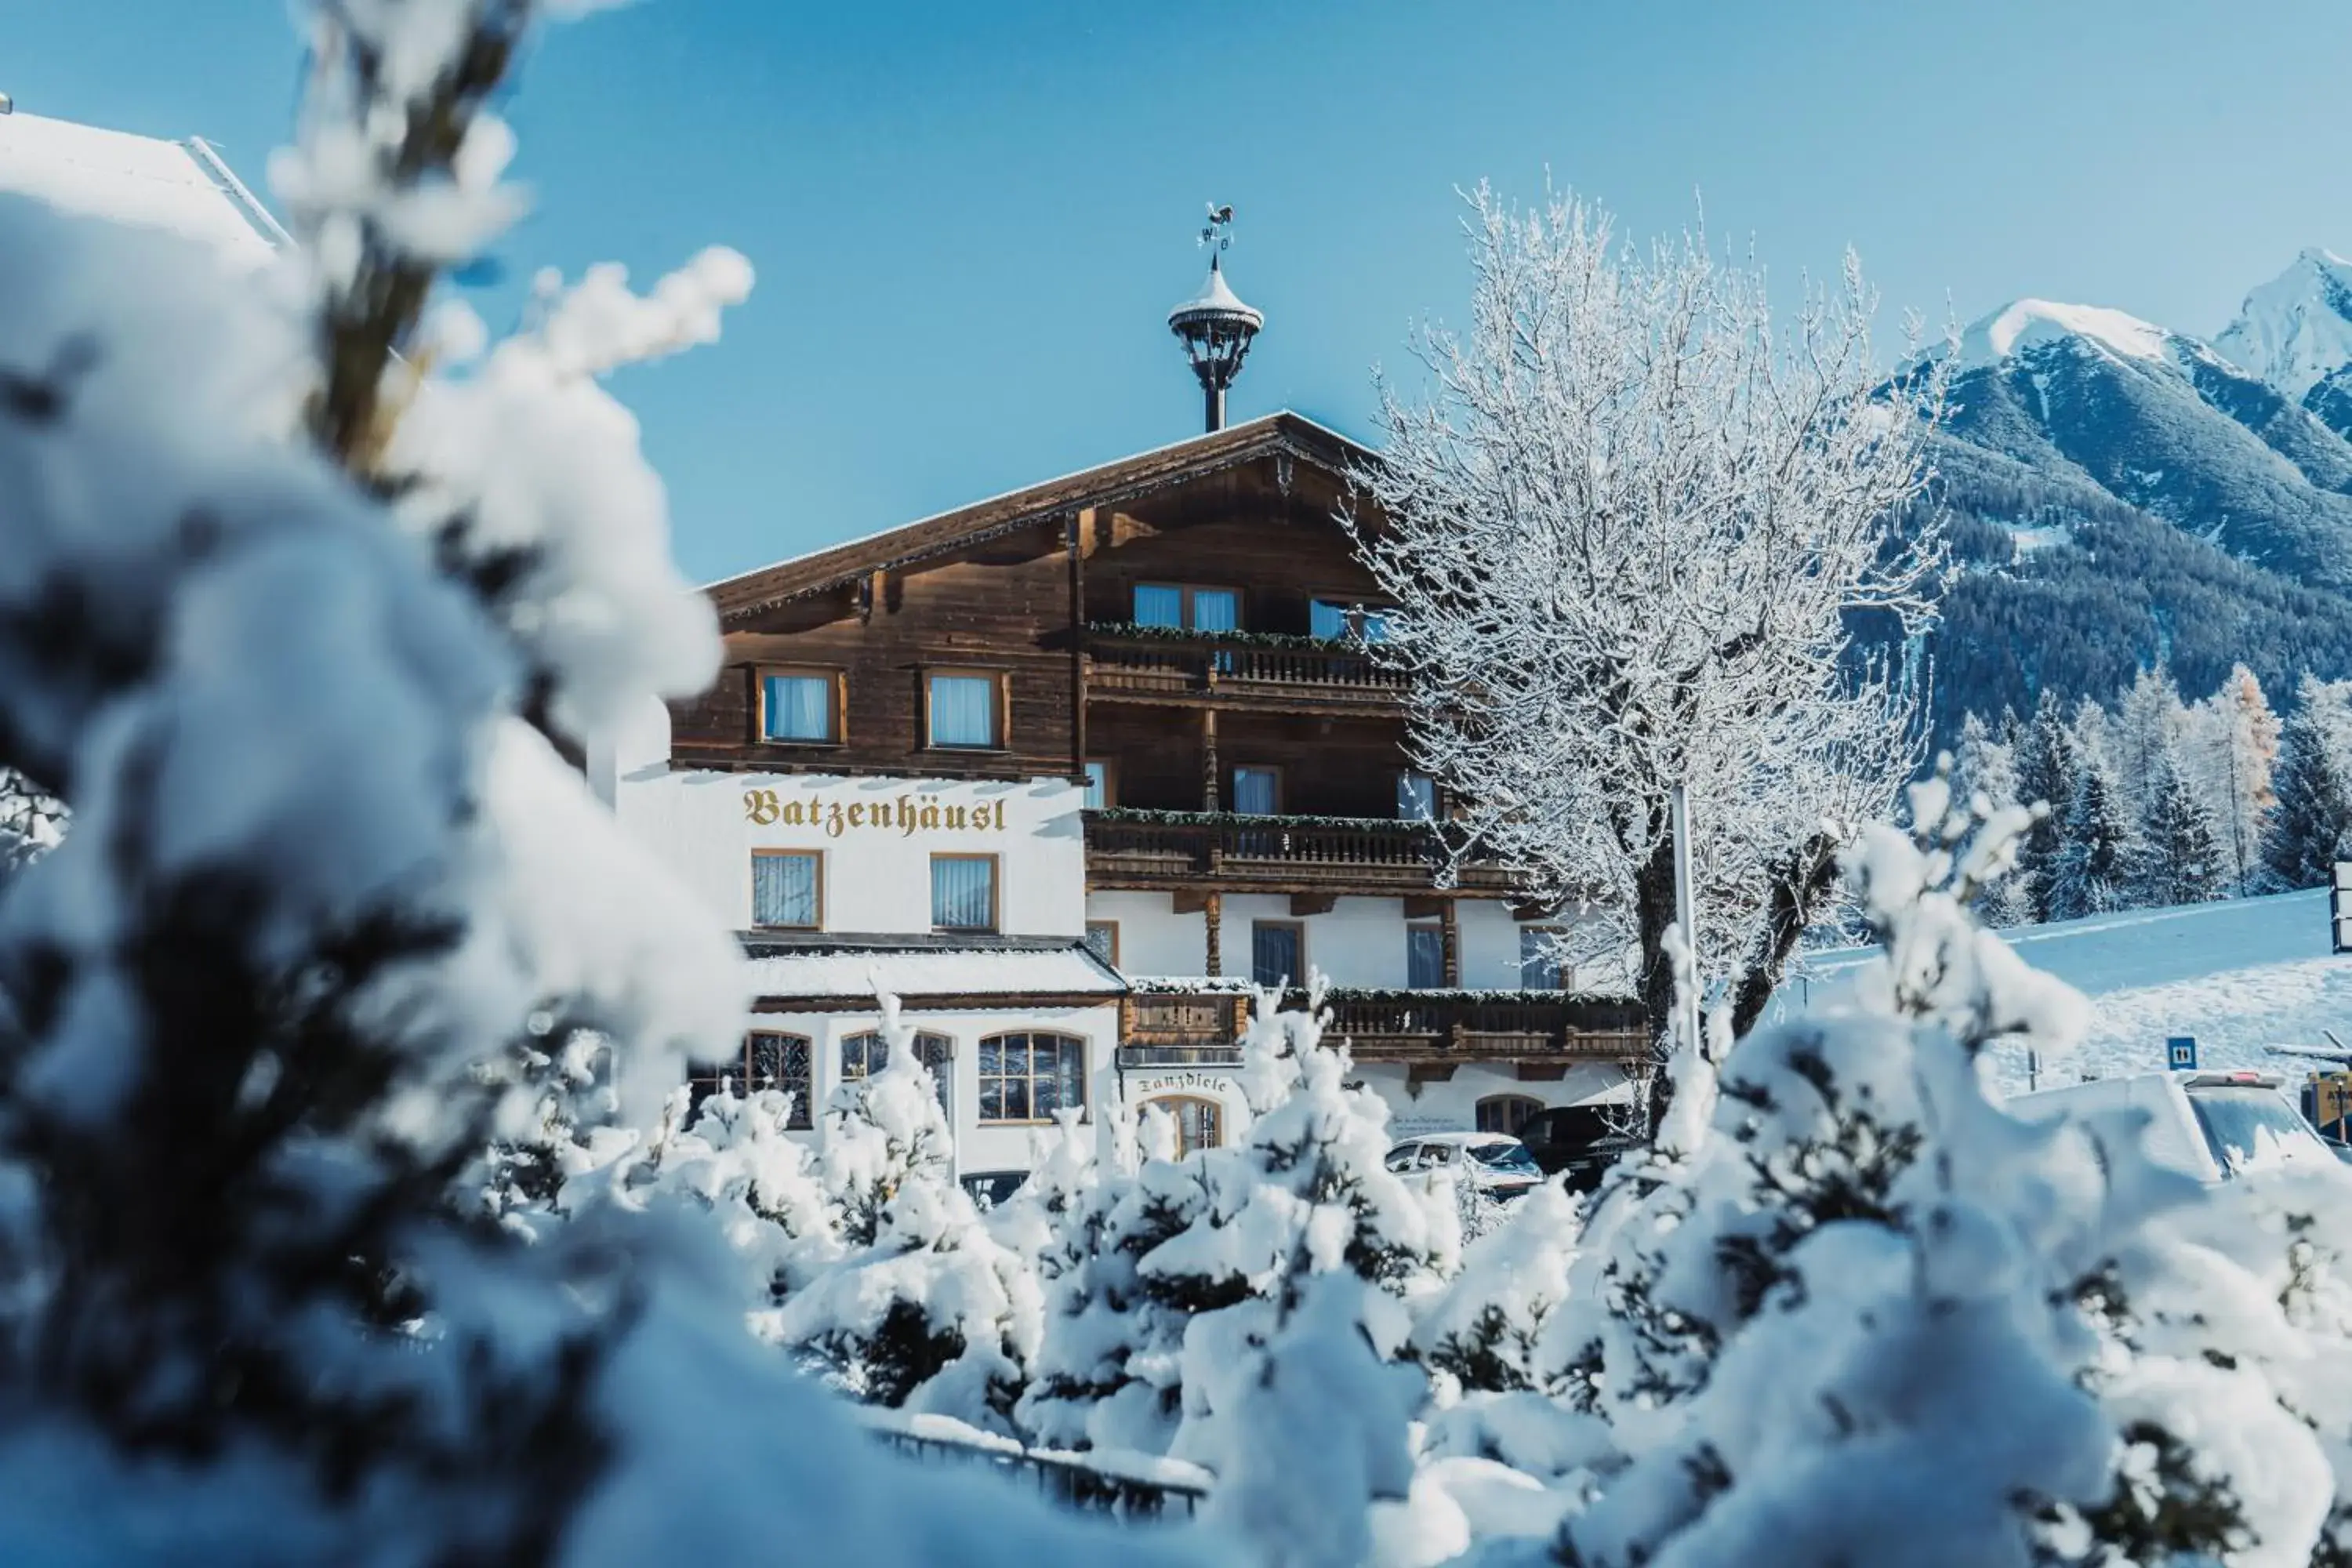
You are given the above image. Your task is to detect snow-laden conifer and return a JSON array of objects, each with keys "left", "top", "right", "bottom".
[{"left": 2263, "top": 674, "right": 2352, "bottom": 891}]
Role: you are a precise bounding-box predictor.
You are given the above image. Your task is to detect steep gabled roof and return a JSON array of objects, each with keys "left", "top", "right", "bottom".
[
  {"left": 0, "top": 112, "right": 284, "bottom": 263},
  {"left": 706, "top": 410, "right": 1374, "bottom": 623}
]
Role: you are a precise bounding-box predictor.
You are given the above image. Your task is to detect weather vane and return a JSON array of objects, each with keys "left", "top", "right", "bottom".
[{"left": 1200, "top": 203, "right": 1236, "bottom": 252}]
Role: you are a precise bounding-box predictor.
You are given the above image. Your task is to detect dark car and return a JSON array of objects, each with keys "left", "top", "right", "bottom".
[
  {"left": 959, "top": 1169, "right": 1029, "bottom": 1210},
  {"left": 1515, "top": 1105, "right": 1643, "bottom": 1193}
]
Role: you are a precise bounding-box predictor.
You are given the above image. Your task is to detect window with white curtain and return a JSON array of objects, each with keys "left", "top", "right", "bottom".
[
  {"left": 1520, "top": 927, "right": 1565, "bottom": 990},
  {"left": 751, "top": 851, "right": 820, "bottom": 928},
  {"left": 1232, "top": 766, "right": 1280, "bottom": 815},
  {"left": 927, "top": 673, "right": 999, "bottom": 749},
  {"left": 931, "top": 855, "right": 997, "bottom": 931},
  {"left": 1134, "top": 583, "right": 1185, "bottom": 627},
  {"left": 1407, "top": 924, "right": 1446, "bottom": 989},
  {"left": 760, "top": 671, "right": 836, "bottom": 742},
  {"left": 1396, "top": 771, "right": 1436, "bottom": 822},
  {"left": 1134, "top": 583, "right": 1242, "bottom": 631}
]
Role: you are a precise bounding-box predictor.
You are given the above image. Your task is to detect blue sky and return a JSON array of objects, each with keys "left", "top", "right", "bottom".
[{"left": 16, "top": 1, "right": 2352, "bottom": 582}]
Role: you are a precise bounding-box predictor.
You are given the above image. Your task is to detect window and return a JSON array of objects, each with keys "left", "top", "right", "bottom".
[
  {"left": 1477, "top": 1094, "right": 1544, "bottom": 1136},
  {"left": 688, "top": 1032, "right": 813, "bottom": 1129},
  {"left": 1407, "top": 924, "right": 1446, "bottom": 989},
  {"left": 1148, "top": 1095, "right": 1224, "bottom": 1156},
  {"left": 1083, "top": 920, "right": 1120, "bottom": 967},
  {"left": 1520, "top": 927, "right": 1565, "bottom": 990},
  {"left": 1134, "top": 583, "right": 1241, "bottom": 632},
  {"left": 926, "top": 671, "right": 1003, "bottom": 750},
  {"left": 1232, "top": 765, "right": 1282, "bottom": 816},
  {"left": 1396, "top": 771, "right": 1436, "bottom": 822},
  {"left": 931, "top": 854, "right": 998, "bottom": 932},
  {"left": 758, "top": 669, "right": 840, "bottom": 743},
  {"left": 978, "top": 1031, "right": 1086, "bottom": 1123},
  {"left": 1311, "top": 599, "right": 1389, "bottom": 643},
  {"left": 1383, "top": 1142, "right": 1422, "bottom": 1173},
  {"left": 751, "top": 850, "right": 822, "bottom": 929},
  {"left": 1252, "top": 920, "right": 1303, "bottom": 989},
  {"left": 1082, "top": 760, "right": 1113, "bottom": 810},
  {"left": 840, "top": 1029, "right": 953, "bottom": 1117}
]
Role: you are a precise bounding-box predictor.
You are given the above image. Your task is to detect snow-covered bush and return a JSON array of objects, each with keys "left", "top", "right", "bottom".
[
  {"left": 1020, "top": 982, "right": 1455, "bottom": 1473},
  {"left": 1410, "top": 1181, "right": 1581, "bottom": 1397},
  {"left": 0, "top": 4, "right": 1206, "bottom": 1563},
  {"left": 1509, "top": 775, "right": 2352, "bottom": 1566},
  {"left": 767, "top": 997, "right": 1043, "bottom": 1430}
]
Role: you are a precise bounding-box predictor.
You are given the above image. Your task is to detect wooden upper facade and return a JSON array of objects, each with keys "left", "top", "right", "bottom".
[{"left": 679, "top": 413, "right": 1427, "bottom": 829}]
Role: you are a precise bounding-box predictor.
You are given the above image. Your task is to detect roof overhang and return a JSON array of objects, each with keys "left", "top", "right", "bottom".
[{"left": 706, "top": 410, "right": 1374, "bottom": 624}]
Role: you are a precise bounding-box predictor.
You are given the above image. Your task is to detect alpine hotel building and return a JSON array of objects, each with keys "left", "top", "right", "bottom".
[{"left": 608, "top": 245, "right": 1646, "bottom": 1180}]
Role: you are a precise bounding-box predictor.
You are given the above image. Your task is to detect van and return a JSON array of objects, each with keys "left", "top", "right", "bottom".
[{"left": 2006, "top": 1069, "right": 2334, "bottom": 1184}]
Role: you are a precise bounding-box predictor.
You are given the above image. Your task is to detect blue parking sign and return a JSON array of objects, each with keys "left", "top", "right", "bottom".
[{"left": 2167, "top": 1036, "right": 2198, "bottom": 1071}]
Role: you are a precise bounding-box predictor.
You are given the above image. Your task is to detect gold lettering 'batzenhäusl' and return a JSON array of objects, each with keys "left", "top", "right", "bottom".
[{"left": 742, "top": 790, "right": 1010, "bottom": 839}]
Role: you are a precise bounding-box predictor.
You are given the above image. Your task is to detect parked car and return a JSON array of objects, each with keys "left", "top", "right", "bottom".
[
  {"left": 959, "top": 1169, "right": 1029, "bottom": 1210},
  {"left": 1515, "top": 1105, "right": 1644, "bottom": 1193},
  {"left": 2007, "top": 1069, "right": 2336, "bottom": 1183},
  {"left": 1383, "top": 1132, "right": 1544, "bottom": 1201}
]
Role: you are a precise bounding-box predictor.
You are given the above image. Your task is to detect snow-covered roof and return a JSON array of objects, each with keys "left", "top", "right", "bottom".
[
  {"left": 1167, "top": 257, "right": 1262, "bottom": 329},
  {"left": 0, "top": 111, "right": 281, "bottom": 264},
  {"left": 740, "top": 935, "right": 1126, "bottom": 1007},
  {"left": 1952, "top": 298, "right": 2171, "bottom": 370}
]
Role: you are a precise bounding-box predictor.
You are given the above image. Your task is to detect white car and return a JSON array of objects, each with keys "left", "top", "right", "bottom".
[
  {"left": 2007, "top": 1069, "right": 2334, "bottom": 1184},
  {"left": 1384, "top": 1131, "right": 1544, "bottom": 1201}
]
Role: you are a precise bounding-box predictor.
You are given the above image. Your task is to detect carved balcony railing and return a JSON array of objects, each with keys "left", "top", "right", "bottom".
[
  {"left": 1120, "top": 984, "right": 1648, "bottom": 1065},
  {"left": 1083, "top": 809, "right": 1518, "bottom": 895},
  {"left": 1084, "top": 624, "right": 1406, "bottom": 713}
]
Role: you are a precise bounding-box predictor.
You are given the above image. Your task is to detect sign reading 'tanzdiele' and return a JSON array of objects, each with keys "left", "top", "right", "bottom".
[{"left": 743, "top": 789, "right": 1009, "bottom": 838}]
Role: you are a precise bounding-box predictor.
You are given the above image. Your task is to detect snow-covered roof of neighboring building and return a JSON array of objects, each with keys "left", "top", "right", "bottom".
[
  {"left": 739, "top": 933, "right": 1127, "bottom": 1010},
  {"left": 0, "top": 111, "right": 282, "bottom": 263}
]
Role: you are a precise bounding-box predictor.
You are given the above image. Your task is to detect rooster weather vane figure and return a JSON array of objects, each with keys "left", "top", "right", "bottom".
[{"left": 1200, "top": 203, "right": 1236, "bottom": 252}]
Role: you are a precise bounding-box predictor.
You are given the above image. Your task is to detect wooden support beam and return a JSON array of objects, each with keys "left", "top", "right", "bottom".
[
  {"left": 1172, "top": 889, "right": 1213, "bottom": 916},
  {"left": 1201, "top": 708, "right": 1221, "bottom": 812},
  {"left": 1403, "top": 894, "right": 1446, "bottom": 920},
  {"left": 1515, "top": 1062, "right": 1570, "bottom": 1082},
  {"left": 1289, "top": 892, "right": 1338, "bottom": 916},
  {"left": 1440, "top": 899, "right": 1461, "bottom": 988},
  {"left": 1067, "top": 512, "right": 1087, "bottom": 780},
  {"left": 1203, "top": 891, "right": 1223, "bottom": 978},
  {"left": 1107, "top": 510, "right": 1156, "bottom": 550},
  {"left": 1407, "top": 1062, "right": 1458, "bottom": 1087}
]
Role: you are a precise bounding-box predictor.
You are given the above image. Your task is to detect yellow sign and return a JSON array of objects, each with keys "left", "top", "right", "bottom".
[{"left": 743, "top": 789, "right": 1009, "bottom": 839}]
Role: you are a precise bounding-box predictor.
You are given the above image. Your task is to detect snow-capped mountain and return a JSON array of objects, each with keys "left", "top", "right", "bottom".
[
  {"left": 2215, "top": 247, "right": 2352, "bottom": 437},
  {"left": 1929, "top": 293, "right": 2352, "bottom": 588}
]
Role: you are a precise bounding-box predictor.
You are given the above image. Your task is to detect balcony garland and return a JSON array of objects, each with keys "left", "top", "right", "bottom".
[
  {"left": 1124, "top": 976, "right": 1639, "bottom": 1010},
  {"left": 1083, "top": 620, "right": 1373, "bottom": 652},
  {"left": 1086, "top": 806, "right": 1435, "bottom": 832}
]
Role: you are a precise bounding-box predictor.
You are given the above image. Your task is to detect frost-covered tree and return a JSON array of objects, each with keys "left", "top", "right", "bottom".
[
  {"left": 2130, "top": 742, "right": 2227, "bottom": 909},
  {"left": 1951, "top": 714, "right": 2036, "bottom": 927},
  {"left": 2263, "top": 674, "right": 2352, "bottom": 892},
  {"left": 1018, "top": 983, "right": 1454, "bottom": 1466},
  {"left": 1353, "top": 183, "right": 1948, "bottom": 1085},
  {"left": 0, "top": 5, "right": 1198, "bottom": 1563},
  {"left": 1410, "top": 1181, "right": 1581, "bottom": 1396},
  {"left": 2012, "top": 688, "right": 2080, "bottom": 921},
  {"left": 0, "top": 771, "right": 63, "bottom": 887},
  {"left": 1532, "top": 781, "right": 2347, "bottom": 1566},
  {"left": 2047, "top": 756, "right": 2136, "bottom": 920},
  {"left": 2180, "top": 662, "right": 2281, "bottom": 896},
  {"left": 2111, "top": 664, "right": 2186, "bottom": 818},
  {"left": 768, "top": 998, "right": 1041, "bottom": 1429}
]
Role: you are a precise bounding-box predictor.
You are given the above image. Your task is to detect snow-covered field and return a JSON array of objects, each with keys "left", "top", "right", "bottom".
[{"left": 1777, "top": 888, "right": 2352, "bottom": 1090}]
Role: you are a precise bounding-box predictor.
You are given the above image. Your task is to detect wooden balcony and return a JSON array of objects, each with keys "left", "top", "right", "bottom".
[
  {"left": 1084, "top": 809, "right": 1519, "bottom": 896},
  {"left": 1120, "top": 985, "right": 1648, "bottom": 1066},
  {"left": 1085, "top": 624, "right": 1406, "bottom": 714}
]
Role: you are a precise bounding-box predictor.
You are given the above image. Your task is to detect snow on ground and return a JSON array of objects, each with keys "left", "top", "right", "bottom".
[{"left": 1773, "top": 889, "right": 2352, "bottom": 1092}]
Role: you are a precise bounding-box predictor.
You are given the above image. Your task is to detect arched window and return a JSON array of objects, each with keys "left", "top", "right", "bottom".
[
  {"left": 978, "top": 1032, "right": 1085, "bottom": 1124},
  {"left": 840, "top": 1029, "right": 953, "bottom": 1116},
  {"left": 1476, "top": 1094, "right": 1543, "bottom": 1136},
  {"left": 1146, "top": 1094, "right": 1224, "bottom": 1158},
  {"left": 689, "top": 1032, "right": 813, "bottom": 1130}
]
